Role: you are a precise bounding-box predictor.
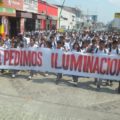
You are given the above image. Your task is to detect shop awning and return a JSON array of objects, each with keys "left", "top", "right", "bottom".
[
  {"left": 33, "top": 14, "right": 46, "bottom": 20},
  {"left": 48, "top": 15, "right": 58, "bottom": 20},
  {"left": 16, "top": 11, "right": 32, "bottom": 18},
  {"left": 0, "top": 7, "right": 16, "bottom": 17}
]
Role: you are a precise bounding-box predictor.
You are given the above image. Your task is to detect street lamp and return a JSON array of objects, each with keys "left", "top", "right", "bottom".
[{"left": 59, "top": 0, "right": 66, "bottom": 28}]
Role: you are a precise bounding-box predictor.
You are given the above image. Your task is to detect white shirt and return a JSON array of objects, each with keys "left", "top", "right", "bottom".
[
  {"left": 28, "top": 44, "right": 38, "bottom": 48},
  {"left": 3, "top": 39, "right": 11, "bottom": 49},
  {"left": 118, "top": 44, "right": 120, "bottom": 49},
  {"left": 64, "top": 42, "right": 71, "bottom": 51},
  {"left": 95, "top": 49, "right": 108, "bottom": 55},
  {"left": 24, "top": 37, "right": 30, "bottom": 45},
  {"left": 110, "top": 48, "right": 120, "bottom": 55}
]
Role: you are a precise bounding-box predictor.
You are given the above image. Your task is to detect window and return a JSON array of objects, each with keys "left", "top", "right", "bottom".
[
  {"left": 72, "top": 16, "right": 75, "bottom": 21},
  {"left": 24, "top": 0, "right": 38, "bottom": 3}
]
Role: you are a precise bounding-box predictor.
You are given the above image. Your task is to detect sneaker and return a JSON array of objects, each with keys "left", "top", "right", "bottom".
[
  {"left": 28, "top": 76, "right": 32, "bottom": 80},
  {"left": 45, "top": 73, "right": 48, "bottom": 76},
  {"left": 12, "top": 74, "right": 16, "bottom": 78}
]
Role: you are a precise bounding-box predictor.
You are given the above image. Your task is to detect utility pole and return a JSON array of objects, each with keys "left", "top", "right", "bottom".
[
  {"left": 45, "top": 0, "right": 48, "bottom": 30},
  {"left": 59, "top": 0, "right": 66, "bottom": 28}
]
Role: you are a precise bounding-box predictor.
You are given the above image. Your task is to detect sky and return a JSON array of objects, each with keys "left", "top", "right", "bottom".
[{"left": 47, "top": 0, "right": 120, "bottom": 23}]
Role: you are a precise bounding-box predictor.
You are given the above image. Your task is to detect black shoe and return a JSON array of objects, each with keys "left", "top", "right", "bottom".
[
  {"left": 106, "top": 82, "right": 109, "bottom": 86},
  {"left": 118, "top": 87, "right": 120, "bottom": 94},
  {"left": 110, "top": 81, "right": 113, "bottom": 86},
  {"left": 97, "top": 85, "right": 101, "bottom": 89},
  {"left": 56, "top": 79, "right": 59, "bottom": 85}
]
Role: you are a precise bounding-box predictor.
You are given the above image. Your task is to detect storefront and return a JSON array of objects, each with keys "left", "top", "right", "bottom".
[
  {"left": 16, "top": 11, "right": 35, "bottom": 33},
  {"left": 0, "top": 0, "right": 23, "bottom": 38},
  {"left": 33, "top": 14, "right": 46, "bottom": 30},
  {"left": 0, "top": 7, "right": 16, "bottom": 37}
]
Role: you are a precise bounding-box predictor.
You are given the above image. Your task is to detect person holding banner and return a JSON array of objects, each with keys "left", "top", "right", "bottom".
[
  {"left": 81, "top": 40, "right": 89, "bottom": 53},
  {"left": 56, "top": 40, "right": 65, "bottom": 85},
  {"left": 72, "top": 42, "right": 81, "bottom": 86},
  {"left": 87, "top": 39, "right": 98, "bottom": 53},
  {"left": 1, "top": 35, "right": 11, "bottom": 74},
  {"left": 50, "top": 35, "right": 57, "bottom": 49},
  {"left": 94, "top": 40, "right": 108, "bottom": 89},
  {"left": 3, "top": 35, "right": 11, "bottom": 49},
  {"left": 108, "top": 40, "right": 120, "bottom": 92},
  {"left": 11, "top": 37, "right": 25, "bottom": 78},
  {"left": 28, "top": 37, "right": 38, "bottom": 80}
]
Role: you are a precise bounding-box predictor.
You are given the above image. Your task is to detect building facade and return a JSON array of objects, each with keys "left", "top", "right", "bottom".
[
  {"left": 56, "top": 6, "right": 76, "bottom": 30},
  {"left": 38, "top": 0, "right": 58, "bottom": 30}
]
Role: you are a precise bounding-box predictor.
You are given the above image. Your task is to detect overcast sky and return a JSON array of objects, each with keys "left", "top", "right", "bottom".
[{"left": 47, "top": 0, "right": 120, "bottom": 23}]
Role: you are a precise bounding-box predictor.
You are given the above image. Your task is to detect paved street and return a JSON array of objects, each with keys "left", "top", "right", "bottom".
[{"left": 0, "top": 72, "right": 120, "bottom": 120}]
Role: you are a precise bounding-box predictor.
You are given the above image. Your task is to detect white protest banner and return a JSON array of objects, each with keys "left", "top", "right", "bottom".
[{"left": 0, "top": 47, "right": 120, "bottom": 80}]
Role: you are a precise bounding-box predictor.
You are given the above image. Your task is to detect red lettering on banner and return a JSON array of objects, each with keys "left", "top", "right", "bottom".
[
  {"left": 31, "top": 52, "right": 37, "bottom": 66},
  {"left": 37, "top": 52, "right": 42, "bottom": 66},
  {"left": 14, "top": 50, "right": 20, "bottom": 66},
  {"left": 1, "top": 48, "right": 120, "bottom": 80},
  {"left": 86, "top": 56, "right": 94, "bottom": 73},
  {"left": 92, "top": 57, "right": 99, "bottom": 73},
  {"left": 9, "top": 50, "right": 15, "bottom": 65},
  {"left": 106, "top": 58, "right": 111, "bottom": 75},
  {"left": 100, "top": 58, "right": 107, "bottom": 74},
  {"left": 70, "top": 54, "right": 83, "bottom": 72},
  {"left": 4, "top": 50, "right": 9, "bottom": 65},
  {"left": 116, "top": 60, "right": 120, "bottom": 76},
  {"left": 55, "top": 53, "right": 62, "bottom": 69},
  {"left": 51, "top": 53, "right": 55, "bottom": 68},
  {"left": 62, "top": 54, "right": 70, "bottom": 70},
  {"left": 83, "top": 56, "right": 88, "bottom": 72},
  {"left": 110, "top": 59, "right": 117, "bottom": 75},
  {"left": 23, "top": 51, "right": 31, "bottom": 66},
  {"left": 20, "top": 50, "right": 24, "bottom": 66}
]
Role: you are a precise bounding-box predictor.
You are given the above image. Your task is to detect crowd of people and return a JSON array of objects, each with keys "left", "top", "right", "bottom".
[{"left": 0, "top": 30, "right": 120, "bottom": 92}]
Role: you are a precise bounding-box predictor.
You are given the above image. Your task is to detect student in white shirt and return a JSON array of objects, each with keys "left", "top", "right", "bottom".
[
  {"left": 56, "top": 40, "right": 65, "bottom": 85},
  {"left": 3, "top": 35, "right": 11, "bottom": 49},
  {"left": 109, "top": 40, "right": 120, "bottom": 92},
  {"left": 72, "top": 42, "right": 81, "bottom": 86},
  {"left": 94, "top": 40, "right": 108, "bottom": 89},
  {"left": 28, "top": 37, "right": 38, "bottom": 80}
]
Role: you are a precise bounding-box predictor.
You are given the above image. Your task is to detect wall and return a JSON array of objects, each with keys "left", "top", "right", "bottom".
[
  {"left": 58, "top": 7, "right": 76, "bottom": 29},
  {"left": 38, "top": 1, "right": 58, "bottom": 16},
  {"left": 24, "top": 0, "right": 38, "bottom": 13}
]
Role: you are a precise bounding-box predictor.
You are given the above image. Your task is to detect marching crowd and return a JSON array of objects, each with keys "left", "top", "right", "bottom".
[{"left": 0, "top": 30, "right": 120, "bottom": 91}]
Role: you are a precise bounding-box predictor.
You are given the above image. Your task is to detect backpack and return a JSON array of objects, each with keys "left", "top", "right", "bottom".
[
  {"left": 95, "top": 48, "right": 107, "bottom": 54},
  {"left": 109, "top": 47, "right": 119, "bottom": 54}
]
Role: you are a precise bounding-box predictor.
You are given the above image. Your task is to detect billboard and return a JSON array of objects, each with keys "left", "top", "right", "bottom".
[
  {"left": 113, "top": 13, "right": 120, "bottom": 29},
  {"left": 24, "top": 0, "right": 38, "bottom": 13},
  {"left": 115, "top": 13, "right": 120, "bottom": 18},
  {"left": 1, "top": 0, "right": 23, "bottom": 10}
]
